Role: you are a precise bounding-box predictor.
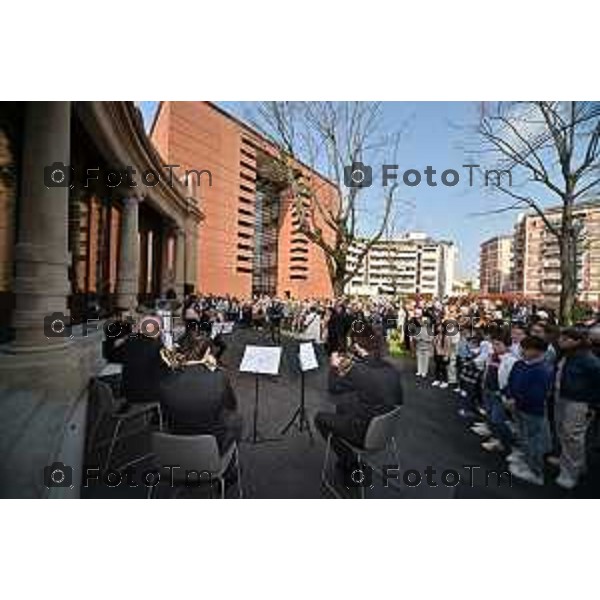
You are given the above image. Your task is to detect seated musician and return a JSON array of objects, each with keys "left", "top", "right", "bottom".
[
  {"left": 314, "top": 324, "right": 404, "bottom": 464},
  {"left": 159, "top": 333, "right": 242, "bottom": 453},
  {"left": 107, "top": 314, "right": 166, "bottom": 404}
]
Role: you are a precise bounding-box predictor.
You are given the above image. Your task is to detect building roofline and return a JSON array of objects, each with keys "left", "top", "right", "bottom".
[
  {"left": 525, "top": 198, "right": 600, "bottom": 217},
  {"left": 204, "top": 101, "right": 339, "bottom": 188},
  {"left": 480, "top": 234, "right": 512, "bottom": 246},
  {"left": 152, "top": 101, "right": 339, "bottom": 189},
  {"left": 148, "top": 100, "right": 164, "bottom": 138}
]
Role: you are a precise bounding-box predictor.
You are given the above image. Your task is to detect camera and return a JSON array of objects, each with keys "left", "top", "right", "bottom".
[
  {"left": 44, "top": 462, "right": 73, "bottom": 488},
  {"left": 344, "top": 463, "right": 374, "bottom": 489},
  {"left": 44, "top": 312, "right": 72, "bottom": 338},
  {"left": 44, "top": 162, "right": 74, "bottom": 188},
  {"left": 344, "top": 161, "right": 372, "bottom": 188}
]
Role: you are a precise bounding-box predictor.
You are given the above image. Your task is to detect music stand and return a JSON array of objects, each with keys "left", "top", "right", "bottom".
[
  {"left": 281, "top": 342, "right": 318, "bottom": 443},
  {"left": 239, "top": 345, "right": 282, "bottom": 444}
]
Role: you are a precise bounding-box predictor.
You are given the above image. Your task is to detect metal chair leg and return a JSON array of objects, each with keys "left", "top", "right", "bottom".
[
  {"left": 356, "top": 451, "right": 366, "bottom": 499},
  {"left": 104, "top": 418, "right": 123, "bottom": 473},
  {"left": 235, "top": 446, "right": 243, "bottom": 499},
  {"left": 390, "top": 436, "right": 400, "bottom": 469},
  {"left": 321, "top": 433, "right": 332, "bottom": 488}
]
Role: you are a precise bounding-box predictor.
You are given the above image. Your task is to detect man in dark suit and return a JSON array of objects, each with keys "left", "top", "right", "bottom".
[{"left": 315, "top": 325, "right": 404, "bottom": 460}]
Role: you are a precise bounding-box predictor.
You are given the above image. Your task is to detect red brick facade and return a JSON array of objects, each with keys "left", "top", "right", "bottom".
[{"left": 151, "top": 101, "right": 337, "bottom": 299}]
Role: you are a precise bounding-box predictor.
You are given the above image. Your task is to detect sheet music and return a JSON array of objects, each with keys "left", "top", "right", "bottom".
[
  {"left": 211, "top": 321, "right": 234, "bottom": 338},
  {"left": 299, "top": 342, "right": 319, "bottom": 372},
  {"left": 99, "top": 363, "right": 123, "bottom": 377},
  {"left": 239, "top": 345, "right": 282, "bottom": 375}
]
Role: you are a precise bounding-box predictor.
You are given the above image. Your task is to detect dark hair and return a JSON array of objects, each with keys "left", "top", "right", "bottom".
[
  {"left": 521, "top": 335, "right": 548, "bottom": 353},
  {"left": 490, "top": 331, "right": 512, "bottom": 347},
  {"left": 351, "top": 323, "right": 383, "bottom": 359},
  {"left": 173, "top": 331, "right": 213, "bottom": 362},
  {"left": 561, "top": 327, "right": 589, "bottom": 344}
]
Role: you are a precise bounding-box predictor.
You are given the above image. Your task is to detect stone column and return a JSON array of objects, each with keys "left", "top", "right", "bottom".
[
  {"left": 11, "top": 101, "right": 72, "bottom": 351},
  {"left": 114, "top": 195, "right": 140, "bottom": 312},
  {"left": 160, "top": 226, "right": 174, "bottom": 293},
  {"left": 175, "top": 227, "right": 185, "bottom": 299},
  {"left": 184, "top": 216, "right": 198, "bottom": 293}
]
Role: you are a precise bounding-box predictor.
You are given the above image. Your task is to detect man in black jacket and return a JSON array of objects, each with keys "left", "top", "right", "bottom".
[
  {"left": 315, "top": 325, "right": 403, "bottom": 464},
  {"left": 107, "top": 314, "right": 166, "bottom": 404},
  {"left": 159, "top": 336, "right": 242, "bottom": 453}
]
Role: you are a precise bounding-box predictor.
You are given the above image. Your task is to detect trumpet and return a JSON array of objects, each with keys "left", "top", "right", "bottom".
[
  {"left": 160, "top": 345, "right": 185, "bottom": 370},
  {"left": 333, "top": 352, "right": 355, "bottom": 377}
]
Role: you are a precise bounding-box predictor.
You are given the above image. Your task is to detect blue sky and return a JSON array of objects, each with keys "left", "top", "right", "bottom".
[{"left": 139, "top": 101, "right": 523, "bottom": 279}]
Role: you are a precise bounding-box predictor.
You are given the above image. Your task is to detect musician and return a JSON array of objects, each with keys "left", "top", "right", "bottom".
[
  {"left": 107, "top": 314, "right": 166, "bottom": 404},
  {"left": 314, "top": 324, "right": 404, "bottom": 464},
  {"left": 159, "top": 333, "right": 242, "bottom": 453}
]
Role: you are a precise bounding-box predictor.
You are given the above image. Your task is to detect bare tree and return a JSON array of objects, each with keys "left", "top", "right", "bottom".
[
  {"left": 478, "top": 101, "right": 600, "bottom": 324},
  {"left": 255, "top": 102, "right": 400, "bottom": 296}
]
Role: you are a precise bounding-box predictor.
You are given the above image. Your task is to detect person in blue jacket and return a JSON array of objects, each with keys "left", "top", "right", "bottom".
[{"left": 506, "top": 336, "right": 554, "bottom": 485}]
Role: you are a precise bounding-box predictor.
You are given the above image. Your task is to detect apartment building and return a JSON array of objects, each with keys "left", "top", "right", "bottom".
[
  {"left": 511, "top": 200, "right": 600, "bottom": 304},
  {"left": 479, "top": 235, "right": 513, "bottom": 293},
  {"left": 345, "top": 232, "right": 456, "bottom": 298}
]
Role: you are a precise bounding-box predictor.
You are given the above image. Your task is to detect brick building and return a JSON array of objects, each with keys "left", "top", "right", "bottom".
[
  {"left": 150, "top": 102, "right": 338, "bottom": 299},
  {"left": 511, "top": 200, "right": 600, "bottom": 305},
  {"left": 479, "top": 235, "right": 513, "bottom": 294}
]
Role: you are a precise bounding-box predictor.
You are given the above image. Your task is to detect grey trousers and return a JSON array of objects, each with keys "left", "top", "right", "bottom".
[
  {"left": 556, "top": 397, "right": 591, "bottom": 481},
  {"left": 416, "top": 351, "right": 430, "bottom": 376}
]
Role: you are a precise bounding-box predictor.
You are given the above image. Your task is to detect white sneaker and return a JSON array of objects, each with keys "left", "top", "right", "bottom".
[
  {"left": 470, "top": 423, "right": 492, "bottom": 437},
  {"left": 506, "top": 450, "right": 525, "bottom": 463},
  {"left": 481, "top": 438, "right": 505, "bottom": 452},
  {"left": 555, "top": 471, "right": 578, "bottom": 490},
  {"left": 509, "top": 463, "right": 544, "bottom": 486},
  {"left": 439, "top": 382, "right": 449, "bottom": 389},
  {"left": 432, "top": 380, "right": 440, "bottom": 387},
  {"left": 453, "top": 387, "right": 462, "bottom": 394}
]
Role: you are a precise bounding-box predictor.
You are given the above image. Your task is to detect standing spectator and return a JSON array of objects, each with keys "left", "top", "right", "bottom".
[
  {"left": 413, "top": 317, "right": 433, "bottom": 379},
  {"left": 300, "top": 305, "right": 322, "bottom": 343},
  {"left": 479, "top": 331, "right": 518, "bottom": 452},
  {"left": 506, "top": 336, "right": 554, "bottom": 485},
  {"left": 554, "top": 327, "right": 600, "bottom": 489},
  {"left": 510, "top": 323, "right": 527, "bottom": 359},
  {"left": 267, "top": 299, "right": 284, "bottom": 344},
  {"left": 529, "top": 321, "right": 559, "bottom": 364},
  {"left": 432, "top": 323, "right": 451, "bottom": 388},
  {"left": 446, "top": 321, "right": 461, "bottom": 389}
]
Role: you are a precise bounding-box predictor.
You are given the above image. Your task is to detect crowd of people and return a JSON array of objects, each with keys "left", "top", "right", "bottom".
[{"left": 101, "top": 288, "right": 600, "bottom": 494}]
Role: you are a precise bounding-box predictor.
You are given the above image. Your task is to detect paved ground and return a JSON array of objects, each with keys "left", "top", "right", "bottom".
[{"left": 83, "top": 327, "right": 599, "bottom": 499}]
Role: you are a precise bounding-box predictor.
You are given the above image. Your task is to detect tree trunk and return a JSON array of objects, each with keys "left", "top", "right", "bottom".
[
  {"left": 333, "top": 277, "right": 345, "bottom": 297},
  {"left": 558, "top": 197, "right": 577, "bottom": 326},
  {"left": 558, "top": 231, "right": 576, "bottom": 326}
]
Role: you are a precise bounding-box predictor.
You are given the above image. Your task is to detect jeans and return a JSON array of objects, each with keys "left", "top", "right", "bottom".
[
  {"left": 447, "top": 349, "right": 458, "bottom": 384},
  {"left": 483, "top": 390, "right": 513, "bottom": 448},
  {"left": 515, "top": 410, "right": 550, "bottom": 476},
  {"left": 556, "top": 397, "right": 591, "bottom": 481}
]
